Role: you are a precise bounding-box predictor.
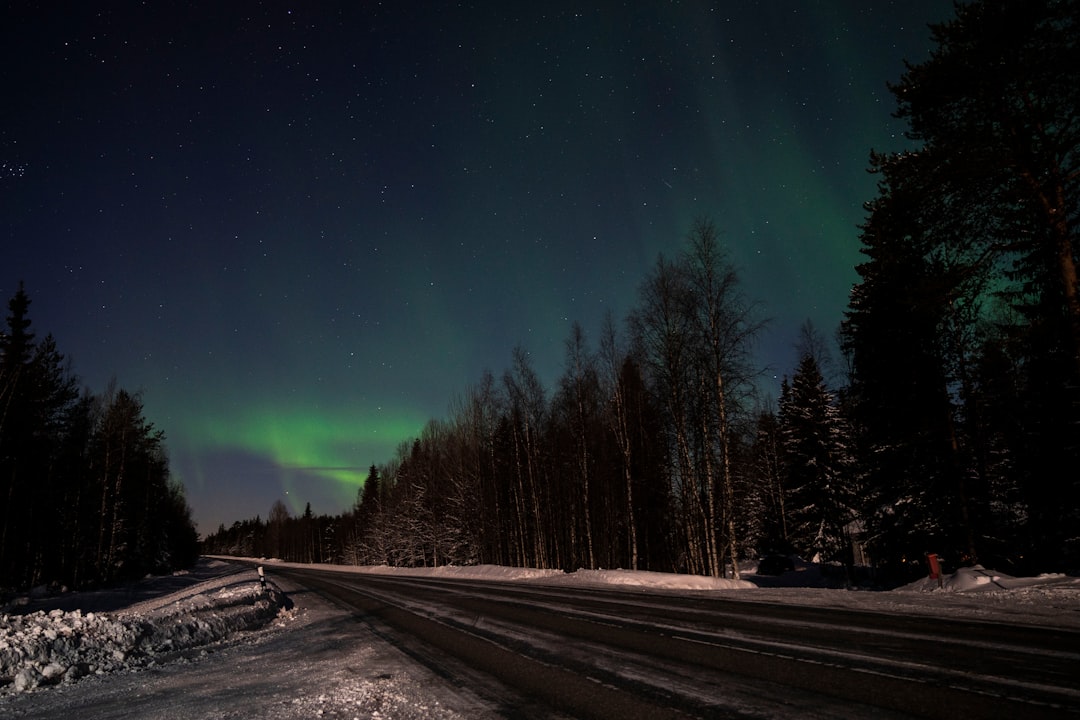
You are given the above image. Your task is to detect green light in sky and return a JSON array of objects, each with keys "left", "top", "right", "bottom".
[{"left": 188, "top": 401, "right": 424, "bottom": 494}]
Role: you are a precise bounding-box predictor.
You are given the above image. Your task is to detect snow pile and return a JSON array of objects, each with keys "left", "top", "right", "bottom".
[
  {"left": 899, "top": 564, "right": 1080, "bottom": 594},
  {"left": 363, "top": 562, "right": 566, "bottom": 583},
  {"left": 0, "top": 576, "right": 289, "bottom": 696},
  {"left": 287, "top": 560, "right": 756, "bottom": 590},
  {"left": 545, "top": 567, "right": 755, "bottom": 590},
  {"left": 279, "top": 669, "right": 471, "bottom": 720}
]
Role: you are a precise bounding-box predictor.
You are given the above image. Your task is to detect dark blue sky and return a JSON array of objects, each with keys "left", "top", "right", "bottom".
[{"left": 2, "top": 1, "right": 952, "bottom": 534}]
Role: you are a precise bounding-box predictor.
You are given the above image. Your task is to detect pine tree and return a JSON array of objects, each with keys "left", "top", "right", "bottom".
[
  {"left": 778, "top": 355, "right": 858, "bottom": 569},
  {"left": 0, "top": 285, "right": 196, "bottom": 589},
  {"left": 841, "top": 164, "right": 972, "bottom": 581},
  {"left": 893, "top": 0, "right": 1080, "bottom": 369},
  {"left": 1, "top": 285, "right": 80, "bottom": 588},
  {"left": 0, "top": 284, "right": 37, "bottom": 586},
  {"left": 845, "top": 0, "right": 1080, "bottom": 573}
]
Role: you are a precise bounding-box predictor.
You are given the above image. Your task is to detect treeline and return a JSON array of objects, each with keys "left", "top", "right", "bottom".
[
  {"left": 206, "top": 0, "right": 1079, "bottom": 583},
  {"left": 204, "top": 501, "right": 338, "bottom": 565},
  {"left": 0, "top": 285, "right": 199, "bottom": 594},
  {"left": 204, "top": 222, "right": 862, "bottom": 581}
]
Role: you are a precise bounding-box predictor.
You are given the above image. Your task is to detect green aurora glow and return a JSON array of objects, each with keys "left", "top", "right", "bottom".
[
  {"left": 4, "top": 1, "right": 953, "bottom": 532},
  {"left": 175, "top": 401, "right": 427, "bottom": 515}
]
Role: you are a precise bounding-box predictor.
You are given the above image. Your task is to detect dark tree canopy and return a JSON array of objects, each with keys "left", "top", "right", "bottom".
[
  {"left": 0, "top": 287, "right": 198, "bottom": 592},
  {"left": 843, "top": 0, "right": 1080, "bottom": 576}
]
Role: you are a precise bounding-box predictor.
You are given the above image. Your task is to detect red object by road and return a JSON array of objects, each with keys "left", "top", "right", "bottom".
[{"left": 924, "top": 557, "right": 941, "bottom": 582}]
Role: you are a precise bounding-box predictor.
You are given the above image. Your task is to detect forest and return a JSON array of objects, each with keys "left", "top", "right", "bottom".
[
  {"left": 205, "top": 1, "right": 1080, "bottom": 584},
  {"left": 6, "top": 0, "right": 1079, "bottom": 593},
  {"left": 0, "top": 286, "right": 200, "bottom": 594}
]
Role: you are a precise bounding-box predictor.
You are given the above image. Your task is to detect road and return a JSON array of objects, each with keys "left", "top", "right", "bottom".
[{"left": 268, "top": 565, "right": 1080, "bottom": 719}]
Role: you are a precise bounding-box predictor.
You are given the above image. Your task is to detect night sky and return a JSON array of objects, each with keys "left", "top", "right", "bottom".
[{"left": 3, "top": 2, "right": 951, "bottom": 535}]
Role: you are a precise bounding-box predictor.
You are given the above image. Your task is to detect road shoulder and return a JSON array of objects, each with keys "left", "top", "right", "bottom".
[{"left": 1, "top": 562, "right": 500, "bottom": 719}]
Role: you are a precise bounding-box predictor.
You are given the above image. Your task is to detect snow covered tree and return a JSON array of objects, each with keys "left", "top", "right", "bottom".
[
  {"left": 455, "top": 372, "right": 508, "bottom": 566},
  {"left": 502, "top": 346, "right": 551, "bottom": 569},
  {"left": 746, "top": 409, "right": 788, "bottom": 555},
  {"left": 778, "top": 355, "right": 858, "bottom": 568},
  {"left": 683, "top": 218, "right": 761, "bottom": 578},
  {"left": 598, "top": 312, "right": 641, "bottom": 570},
  {"left": 631, "top": 254, "right": 705, "bottom": 574},
  {"left": 630, "top": 220, "right": 762, "bottom": 577}
]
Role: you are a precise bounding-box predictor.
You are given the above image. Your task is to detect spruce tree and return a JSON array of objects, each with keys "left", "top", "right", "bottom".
[
  {"left": 778, "top": 355, "right": 857, "bottom": 567},
  {"left": 847, "top": 0, "right": 1080, "bottom": 572}
]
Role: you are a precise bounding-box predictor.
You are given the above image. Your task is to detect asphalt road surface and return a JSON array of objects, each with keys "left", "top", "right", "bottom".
[{"left": 268, "top": 565, "right": 1080, "bottom": 719}]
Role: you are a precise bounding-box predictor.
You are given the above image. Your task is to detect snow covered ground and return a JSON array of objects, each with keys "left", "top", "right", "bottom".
[
  {"left": 0, "top": 561, "right": 288, "bottom": 695},
  {"left": 2, "top": 557, "right": 1078, "bottom": 718},
  {"left": 277, "top": 556, "right": 1080, "bottom": 628}
]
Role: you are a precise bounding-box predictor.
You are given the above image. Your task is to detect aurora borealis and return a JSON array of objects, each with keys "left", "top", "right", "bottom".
[{"left": 3, "top": 2, "right": 951, "bottom": 534}]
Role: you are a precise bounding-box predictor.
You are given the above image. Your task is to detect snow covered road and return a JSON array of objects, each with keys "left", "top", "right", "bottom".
[
  {"left": 266, "top": 564, "right": 1080, "bottom": 719},
  {"left": 3, "top": 558, "right": 1079, "bottom": 718}
]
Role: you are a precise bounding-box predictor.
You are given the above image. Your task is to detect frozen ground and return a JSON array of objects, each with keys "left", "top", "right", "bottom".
[
  {"left": 1, "top": 559, "right": 492, "bottom": 719},
  {"left": 1, "top": 558, "right": 1078, "bottom": 718}
]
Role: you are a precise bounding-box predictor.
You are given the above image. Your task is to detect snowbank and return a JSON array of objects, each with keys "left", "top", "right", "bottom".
[
  {"left": 253, "top": 555, "right": 1080, "bottom": 600},
  {"left": 533, "top": 567, "right": 755, "bottom": 590},
  {"left": 1, "top": 565, "right": 289, "bottom": 696},
  {"left": 361, "top": 562, "right": 566, "bottom": 583},
  {"left": 899, "top": 564, "right": 1075, "bottom": 593},
  {"left": 350, "top": 562, "right": 756, "bottom": 590}
]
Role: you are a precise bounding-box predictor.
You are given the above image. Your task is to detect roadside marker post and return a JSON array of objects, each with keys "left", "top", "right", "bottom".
[{"left": 926, "top": 553, "right": 943, "bottom": 588}]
